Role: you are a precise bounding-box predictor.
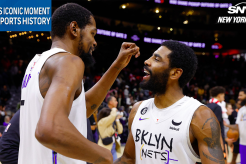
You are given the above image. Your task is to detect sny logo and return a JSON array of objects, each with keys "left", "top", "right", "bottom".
[
  {"left": 228, "top": 2, "right": 246, "bottom": 14},
  {"left": 217, "top": 2, "right": 246, "bottom": 23}
]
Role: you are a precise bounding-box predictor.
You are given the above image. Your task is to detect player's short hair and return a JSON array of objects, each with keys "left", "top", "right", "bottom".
[
  {"left": 161, "top": 40, "right": 198, "bottom": 88},
  {"left": 106, "top": 96, "right": 114, "bottom": 104},
  {"left": 225, "top": 103, "right": 231, "bottom": 108},
  {"left": 209, "top": 86, "right": 225, "bottom": 97},
  {"left": 240, "top": 89, "right": 246, "bottom": 94},
  {"left": 51, "top": 3, "right": 93, "bottom": 38}
]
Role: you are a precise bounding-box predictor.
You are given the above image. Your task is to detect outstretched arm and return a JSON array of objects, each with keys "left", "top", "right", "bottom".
[
  {"left": 190, "top": 106, "right": 225, "bottom": 164},
  {"left": 114, "top": 101, "right": 142, "bottom": 164},
  {"left": 35, "top": 54, "right": 112, "bottom": 164},
  {"left": 224, "top": 121, "right": 239, "bottom": 131},
  {"left": 85, "top": 42, "right": 140, "bottom": 118}
]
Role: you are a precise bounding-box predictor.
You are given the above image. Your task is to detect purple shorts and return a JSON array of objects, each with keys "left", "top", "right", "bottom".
[{"left": 240, "top": 144, "right": 246, "bottom": 164}]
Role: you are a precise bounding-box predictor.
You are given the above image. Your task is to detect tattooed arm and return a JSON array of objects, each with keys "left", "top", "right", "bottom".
[
  {"left": 224, "top": 124, "right": 239, "bottom": 130},
  {"left": 114, "top": 101, "right": 142, "bottom": 164},
  {"left": 85, "top": 43, "right": 140, "bottom": 118},
  {"left": 190, "top": 106, "right": 225, "bottom": 164}
]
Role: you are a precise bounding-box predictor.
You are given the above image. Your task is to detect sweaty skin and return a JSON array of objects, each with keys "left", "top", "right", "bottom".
[{"left": 35, "top": 16, "right": 140, "bottom": 164}]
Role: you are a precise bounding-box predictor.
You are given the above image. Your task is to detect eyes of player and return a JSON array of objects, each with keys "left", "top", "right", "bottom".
[
  {"left": 91, "top": 32, "right": 96, "bottom": 37},
  {"left": 152, "top": 54, "right": 162, "bottom": 62},
  {"left": 153, "top": 55, "right": 159, "bottom": 61}
]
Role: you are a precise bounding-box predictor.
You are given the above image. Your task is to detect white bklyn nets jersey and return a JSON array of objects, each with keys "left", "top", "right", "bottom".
[
  {"left": 131, "top": 96, "right": 203, "bottom": 164},
  {"left": 18, "top": 48, "right": 87, "bottom": 164}
]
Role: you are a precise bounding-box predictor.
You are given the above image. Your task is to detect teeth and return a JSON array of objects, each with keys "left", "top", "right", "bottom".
[{"left": 144, "top": 70, "right": 149, "bottom": 75}]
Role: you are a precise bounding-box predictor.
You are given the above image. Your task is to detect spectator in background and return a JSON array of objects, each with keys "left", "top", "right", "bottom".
[
  {"left": 89, "top": 110, "right": 98, "bottom": 143},
  {"left": 206, "top": 86, "right": 226, "bottom": 150},
  {"left": 0, "top": 85, "right": 11, "bottom": 106},
  {"left": 225, "top": 89, "right": 246, "bottom": 164},
  {"left": 0, "top": 110, "right": 20, "bottom": 164},
  {"left": 117, "top": 106, "right": 128, "bottom": 144},
  {"left": 3, "top": 116, "right": 10, "bottom": 126},
  {"left": 228, "top": 100, "right": 241, "bottom": 164},
  {"left": 123, "top": 85, "right": 129, "bottom": 99},
  {"left": 97, "top": 107, "right": 123, "bottom": 161},
  {"left": 126, "top": 94, "right": 133, "bottom": 108},
  {"left": 9, "top": 61, "right": 19, "bottom": 87},
  {"left": 198, "top": 85, "right": 205, "bottom": 97},
  {"left": 223, "top": 103, "right": 234, "bottom": 160},
  {"left": 107, "top": 96, "right": 118, "bottom": 110},
  {"left": 117, "top": 94, "right": 123, "bottom": 108},
  {"left": 138, "top": 92, "right": 146, "bottom": 101},
  {"left": 0, "top": 105, "right": 5, "bottom": 125}
]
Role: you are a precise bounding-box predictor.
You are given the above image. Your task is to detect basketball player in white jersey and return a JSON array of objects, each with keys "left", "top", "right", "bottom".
[
  {"left": 114, "top": 40, "right": 225, "bottom": 164},
  {"left": 18, "top": 3, "right": 140, "bottom": 164}
]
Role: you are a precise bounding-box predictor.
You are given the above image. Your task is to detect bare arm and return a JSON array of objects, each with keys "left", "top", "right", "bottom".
[
  {"left": 225, "top": 124, "right": 239, "bottom": 130},
  {"left": 114, "top": 101, "right": 142, "bottom": 164},
  {"left": 85, "top": 42, "right": 140, "bottom": 118},
  {"left": 35, "top": 54, "right": 112, "bottom": 164},
  {"left": 191, "top": 106, "right": 225, "bottom": 164}
]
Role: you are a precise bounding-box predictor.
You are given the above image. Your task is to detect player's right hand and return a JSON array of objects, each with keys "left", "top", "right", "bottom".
[{"left": 114, "top": 42, "right": 140, "bottom": 70}]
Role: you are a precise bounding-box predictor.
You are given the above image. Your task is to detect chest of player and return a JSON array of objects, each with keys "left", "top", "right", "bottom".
[
  {"left": 133, "top": 109, "right": 189, "bottom": 159},
  {"left": 131, "top": 98, "right": 202, "bottom": 164}
]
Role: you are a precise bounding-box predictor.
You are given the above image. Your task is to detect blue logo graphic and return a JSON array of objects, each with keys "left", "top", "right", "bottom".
[
  {"left": 0, "top": 0, "right": 51, "bottom": 31},
  {"left": 139, "top": 117, "right": 149, "bottom": 121}
]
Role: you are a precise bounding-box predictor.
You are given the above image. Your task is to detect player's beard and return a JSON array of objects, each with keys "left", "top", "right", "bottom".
[
  {"left": 241, "top": 97, "right": 246, "bottom": 106},
  {"left": 78, "top": 33, "right": 95, "bottom": 67},
  {"left": 140, "top": 66, "right": 171, "bottom": 95}
]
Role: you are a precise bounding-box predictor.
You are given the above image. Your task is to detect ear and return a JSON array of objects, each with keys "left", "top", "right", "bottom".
[
  {"left": 69, "top": 21, "right": 79, "bottom": 37},
  {"left": 169, "top": 68, "right": 183, "bottom": 80}
]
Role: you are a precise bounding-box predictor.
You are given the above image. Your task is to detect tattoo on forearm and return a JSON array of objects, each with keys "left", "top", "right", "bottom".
[
  {"left": 203, "top": 117, "right": 224, "bottom": 162},
  {"left": 113, "top": 157, "right": 128, "bottom": 164},
  {"left": 93, "top": 157, "right": 106, "bottom": 164},
  {"left": 202, "top": 152, "right": 225, "bottom": 164},
  {"left": 114, "top": 66, "right": 120, "bottom": 71},
  {"left": 91, "top": 104, "right": 97, "bottom": 110}
]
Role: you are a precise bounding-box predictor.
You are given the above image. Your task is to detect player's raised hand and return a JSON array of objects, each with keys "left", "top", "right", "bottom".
[{"left": 114, "top": 42, "right": 140, "bottom": 70}]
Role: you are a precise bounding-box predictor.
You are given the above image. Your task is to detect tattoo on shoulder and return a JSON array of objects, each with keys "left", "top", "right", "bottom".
[
  {"left": 202, "top": 117, "right": 225, "bottom": 163},
  {"left": 113, "top": 157, "right": 128, "bottom": 164},
  {"left": 202, "top": 117, "right": 213, "bottom": 129},
  {"left": 192, "top": 112, "right": 196, "bottom": 120},
  {"left": 91, "top": 104, "right": 97, "bottom": 110},
  {"left": 202, "top": 152, "right": 224, "bottom": 164}
]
